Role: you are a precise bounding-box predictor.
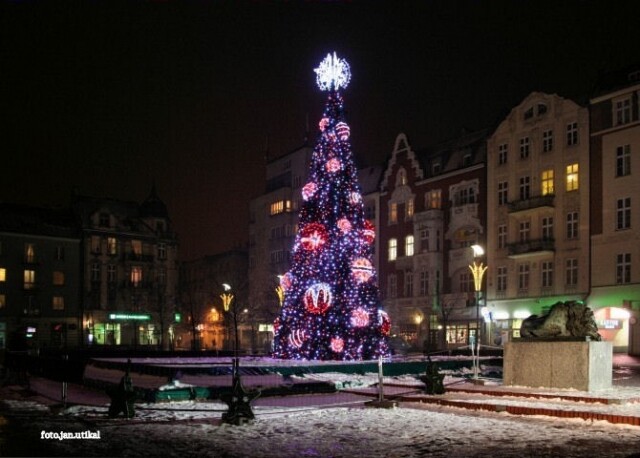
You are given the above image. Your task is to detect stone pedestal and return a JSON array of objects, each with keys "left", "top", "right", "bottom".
[{"left": 503, "top": 340, "right": 612, "bottom": 391}]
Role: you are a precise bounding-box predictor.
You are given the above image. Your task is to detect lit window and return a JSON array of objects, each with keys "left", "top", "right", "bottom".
[
  {"left": 24, "top": 269, "right": 36, "bottom": 289},
  {"left": 616, "top": 253, "right": 631, "bottom": 284},
  {"left": 617, "top": 197, "right": 631, "bottom": 230},
  {"left": 107, "top": 237, "right": 118, "bottom": 255},
  {"left": 405, "top": 235, "right": 414, "bottom": 256},
  {"left": 52, "top": 271, "right": 65, "bottom": 286},
  {"left": 541, "top": 170, "right": 554, "bottom": 195},
  {"left": 131, "top": 240, "right": 142, "bottom": 256},
  {"left": 25, "top": 243, "right": 35, "bottom": 263},
  {"left": 425, "top": 190, "right": 441, "bottom": 209},
  {"left": 616, "top": 145, "right": 631, "bottom": 177},
  {"left": 566, "top": 122, "right": 578, "bottom": 146},
  {"left": 0, "top": 268, "right": 5, "bottom": 282},
  {"left": 131, "top": 266, "right": 143, "bottom": 287},
  {"left": 388, "top": 238, "right": 397, "bottom": 261},
  {"left": 406, "top": 198, "right": 414, "bottom": 218},
  {"left": 389, "top": 203, "right": 398, "bottom": 224},
  {"left": 566, "top": 164, "right": 579, "bottom": 191},
  {"left": 542, "top": 130, "right": 553, "bottom": 152},
  {"left": 52, "top": 296, "right": 65, "bottom": 310}
]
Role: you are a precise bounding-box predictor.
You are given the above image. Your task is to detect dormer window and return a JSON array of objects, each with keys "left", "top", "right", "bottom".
[
  {"left": 99, "top": 213, "right": 110, "bottom": 227},
  {"left": 537, "top": 103, "right": 547, "bottom": 116},
  {"left": 432, "top": 162, "right": 441, "bottom": 175},
  {"left": 524, "top": 107, "right": 534, "bottom": 120}
]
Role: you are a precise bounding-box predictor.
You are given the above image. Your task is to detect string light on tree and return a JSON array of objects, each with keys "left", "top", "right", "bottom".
[{"left": 272, "top": 52, "right": 390, "bottom": 361}]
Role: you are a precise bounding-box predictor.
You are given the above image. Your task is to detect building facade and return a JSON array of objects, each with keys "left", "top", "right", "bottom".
[
  {"left": 589, "top": 66, "right": 640, "bottom": 353},
  {"left": 73, "top": 188, "right": 179, "bottom": 349},
  {"left": 179, "top": 250, "right": 249, "bottom": 352},
  {"left": 0, "top": 204, "right": 82, "bottom": 354},
  {"left": 379, "top": 131, "right": 487, "bottom": 351},
  {"left": 486, "top": 92, "right": 590, "bottom": 345}
]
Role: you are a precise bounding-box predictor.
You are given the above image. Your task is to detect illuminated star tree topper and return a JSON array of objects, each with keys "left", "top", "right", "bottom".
[{"left": 314, "top": 52, "right": 351, "bottom": 91}]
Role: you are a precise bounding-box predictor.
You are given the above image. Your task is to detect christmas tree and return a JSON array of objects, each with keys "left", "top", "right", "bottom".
[{"left": 272, "top": 53, "right": 390, "bottom": 360}]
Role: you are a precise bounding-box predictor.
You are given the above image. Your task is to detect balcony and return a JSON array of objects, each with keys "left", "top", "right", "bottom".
[
  {"left": 507, "top": 238, "right": 555, "bottom": 258},
  {"left": 414, "top": 208, "right": 443, "bottom": 223},
  {"left": 508, "top": 194, "right": 554, "bottom": 214}
]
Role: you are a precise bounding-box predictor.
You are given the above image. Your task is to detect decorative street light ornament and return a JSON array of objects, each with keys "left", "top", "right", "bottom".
[
  {"left": 318, "top": 117, "right": 330, "bottom": 132},
  {"left": 330, "top": 336, "right": 345, "bottom": 353},
  {"left": 337, "top": 218, "right": 352, "bottom": 234},
  {"left": 349, "top": 191, "right": 362, "bottom": 205},
  {"left": 335, "top": 122, "right": 350, "bottom": 141},
  {"left": 288, "top": 329, "right": 306, "bottom": 348},
  {"left": 351, "top": 257, "right": 374, "bottom": 283},
  {"left": 299, "top": 222, "right": 328, "bottom": 251},
  {"left": 362, "top": 220, "right": 376, "bottom": 245},
  {"left": 378, "top": 310, "right": 391, "bottom": 336},
  {"left": 302, "top": 182, "right": 318, "bottom": 201},
  {"left": 325, "top": 158, "right": 342, "bottom": 173},
  {"left": 304, "top": 282, "right": 333, "bottom": 314},
  {"left": 469, "top": 261, "right": 488, "bottom": 292},
  {"left": 314, "top": 52, "right": 351, "bottom": 91},
  {"left": 350, "top": 307, "right": 370, "bottom": 327}
]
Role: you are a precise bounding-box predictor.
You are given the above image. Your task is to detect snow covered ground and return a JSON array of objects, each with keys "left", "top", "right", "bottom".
[{"left": 2, "top": 355, "right": 640, "bottom": 457}]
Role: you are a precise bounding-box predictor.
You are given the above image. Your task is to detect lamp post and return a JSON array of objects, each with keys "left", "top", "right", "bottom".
[
  {"left": 219, "top": 283, "right": 258, "bottom": 425},
  {"left": 469, "top": 245, "right": 488, "bottom": 380}
]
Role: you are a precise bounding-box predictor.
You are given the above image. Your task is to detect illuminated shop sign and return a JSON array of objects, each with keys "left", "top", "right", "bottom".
[
  {"left": 108, "top": 313, "right": 151, "bottom": 321},
  {"left": 596, "top": 319, "right": 621, "bottom": 330}
]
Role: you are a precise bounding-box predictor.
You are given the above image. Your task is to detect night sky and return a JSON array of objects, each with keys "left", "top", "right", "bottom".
[{"left": 2, "top": 1, "right": 638, "bottom": 261}]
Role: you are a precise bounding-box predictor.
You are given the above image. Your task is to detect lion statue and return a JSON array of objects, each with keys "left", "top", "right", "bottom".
[{"left": 520, "top": 301, "right": 601, "bottom": 341}]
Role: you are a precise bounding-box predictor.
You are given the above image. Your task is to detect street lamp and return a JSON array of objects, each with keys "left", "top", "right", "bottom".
[
  {"left": 219, "top": 283, "right": 259, "bottom": 425},
  {"left": 469, "top": 244, "right": 488, "bottom": 380}
]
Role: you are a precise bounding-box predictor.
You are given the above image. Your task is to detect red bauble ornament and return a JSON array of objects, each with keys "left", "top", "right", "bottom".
[
  {"left": 318, "top": 117, "right": 329, "bottom": 132},
  {"left": 326, "top": 158, "right": 341, "bottom": 173},
  {"left": 299, "top": 223, "right": 328, "bottom": 251},
  {"left": 351, "top": 257, "right": 374, "bottom": 283},
  {"left": 337, "top": 218, "right": 352, "bottom": 234},
  {"left": 273, "top": 317, "right": 281, "bottom": 335},
  {"left": 288, "top": 329, "right": 306, "bottom": 348},
  {"left": 330, "top": 337, "right": 345, "bottom": 353},
  {"left": 378, "top": 310, "right": 391, "bottom": 336},
  {"left": 304, "top": 283, "right": 333, "bottom": 314},
  {"left": 302, "top": 182, "right": 317, "bottom": 201},
  {"left": 350, "top": 307, "right": 370, "bottom": 327},
  {"left": 335, "top": 122, "right": 350, "bottom": 141},
  {"left": 362, "top": 220, "right": 375, "bottom": 245},
  {"left": 349, "top": 191, "right": 362, "bottom": 204}
]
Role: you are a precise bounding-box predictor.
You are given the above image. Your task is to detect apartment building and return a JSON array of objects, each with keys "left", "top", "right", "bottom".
[
  {"left": 486, "top": 92, "right": 590, "bottom": 344},
  {"left": 379, "top": 130, "right": 487, "bottom": 351},
  {"left": 589, "top": 66, "right": 640, "bottom": 353},
  {"left": 73, "top": 187, "right": 179, "bottom": 349}
]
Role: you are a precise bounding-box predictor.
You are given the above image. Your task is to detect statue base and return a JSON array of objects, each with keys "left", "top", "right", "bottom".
[{"left": 503, "top": 340, "right": 612, "bottom": 391}]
